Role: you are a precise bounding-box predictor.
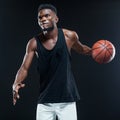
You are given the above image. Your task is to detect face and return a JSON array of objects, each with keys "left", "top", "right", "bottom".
[{"left": 38, "top": 9, "right": 58, "bottom": 32}]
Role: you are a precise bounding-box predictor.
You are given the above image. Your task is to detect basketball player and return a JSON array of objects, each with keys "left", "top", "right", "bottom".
[{"left": 12, "top": 3, "right": 92, "bottom": 120}]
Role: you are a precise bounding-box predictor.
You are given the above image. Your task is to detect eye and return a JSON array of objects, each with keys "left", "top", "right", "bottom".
[
  {"left": 38, "top": 16, "right": 42, "bottom": 19},
  {"left": 45, "top": 14, "right": 50, "bottom": 18}
]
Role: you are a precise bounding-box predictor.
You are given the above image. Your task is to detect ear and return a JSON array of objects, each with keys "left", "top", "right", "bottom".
[{"left": 55, "top": 16, "right": 59, "bottom": 23}]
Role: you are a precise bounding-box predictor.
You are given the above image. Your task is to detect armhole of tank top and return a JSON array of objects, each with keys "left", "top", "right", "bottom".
[
  {"left": 61, "top": 29, "right": 72, "bottom": 57},
  {"left": 34, "top": 36, "right": 39, "bottom": 55}
]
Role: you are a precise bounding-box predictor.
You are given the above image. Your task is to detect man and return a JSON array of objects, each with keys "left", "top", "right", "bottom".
[{"left": 12, "top": 3, "right": 92, "bottom": 120}]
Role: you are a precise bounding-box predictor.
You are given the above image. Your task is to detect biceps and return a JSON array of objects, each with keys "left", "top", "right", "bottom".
[
  {"left": 21, "top": 51, "right": 35, "bottom": 70},
  {"left": 72, "top": 41, "right": 83, "bottom": 53}
]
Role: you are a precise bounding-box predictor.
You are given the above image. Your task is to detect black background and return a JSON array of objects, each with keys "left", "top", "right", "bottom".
[{"left": 0, "top": 0, "right": 120, "bottom": 120}]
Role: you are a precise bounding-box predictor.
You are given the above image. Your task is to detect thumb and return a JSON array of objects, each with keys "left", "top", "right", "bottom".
[
  {"left": 16, "top": 83, "right": 25, "bottom": 91},
  {"left": 21, "top": 83, "right": 25, "bottom": 88},
  {"left": 18, "top": 83, "right": 25, "bottom": 88}
]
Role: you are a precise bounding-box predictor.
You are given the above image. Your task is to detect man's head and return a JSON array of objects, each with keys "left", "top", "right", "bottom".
[
  {"left": 37, "top": 4, "right": 59, "bottom": 32},
  {"left": 38, "top": 4, "right": 57, "bottom": 15}
]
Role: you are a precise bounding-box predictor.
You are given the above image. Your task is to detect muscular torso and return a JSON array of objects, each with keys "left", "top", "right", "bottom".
[
  {"left": 36, "top": 28, "right": 76, "bottom": 52},
  {"left": 29, "top": 28, "right": 81, "bottom": 57},
  {"left": 19, "top": 28, "right": 90, "bottom": 79}
]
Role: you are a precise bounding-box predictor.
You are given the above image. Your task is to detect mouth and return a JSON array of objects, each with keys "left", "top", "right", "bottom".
[
  {"left": 41, "top": 23, "right": 49, "bottom": 28},
  {"left": 41, "top": 22, "right": 49, "bottom": 25}
]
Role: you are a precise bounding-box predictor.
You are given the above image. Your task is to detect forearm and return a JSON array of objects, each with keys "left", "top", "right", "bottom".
[
  {"left": 13, "top": 67, "right": 28, "bottom": 87},
  {"left": 82, "top": 45, "right": 92, "bottom": 55}
]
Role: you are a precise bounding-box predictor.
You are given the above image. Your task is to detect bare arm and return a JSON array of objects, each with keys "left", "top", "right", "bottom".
[
  {"left": 72, "top": 32, "right": 92, "bottom": 55},
  {"left": 12, "top": 38, "right": 37, "bottom": 105},
  {"left": 63, "top": 29, "right": 91, "bottom": 55}
]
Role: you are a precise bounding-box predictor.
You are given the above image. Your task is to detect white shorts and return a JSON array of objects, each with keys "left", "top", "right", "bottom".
[{"left": 36, "top": 102, "right": 77, "bottom": 120}]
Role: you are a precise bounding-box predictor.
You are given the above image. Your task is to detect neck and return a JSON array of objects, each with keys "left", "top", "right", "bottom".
[{"left": 43, "top": 27, "right": 58, "bottom": 39}]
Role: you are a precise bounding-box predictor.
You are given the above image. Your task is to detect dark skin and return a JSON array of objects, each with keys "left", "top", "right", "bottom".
[{"left": 12, "top": 8, "right": 92, "bottom": 105}]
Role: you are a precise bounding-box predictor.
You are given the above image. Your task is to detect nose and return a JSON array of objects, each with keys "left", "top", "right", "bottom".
[{"left": 40, "top": 16, "right": 47, "bottom": 22}]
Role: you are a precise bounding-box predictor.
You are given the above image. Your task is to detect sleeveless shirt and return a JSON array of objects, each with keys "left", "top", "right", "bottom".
[{"left": 35, "top": 28, "right": 80, "bottom": 103}]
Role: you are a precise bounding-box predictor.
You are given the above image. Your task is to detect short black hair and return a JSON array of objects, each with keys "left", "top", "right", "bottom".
[{"left": 38, "top": 4, "right": 57, "bottom": 15}]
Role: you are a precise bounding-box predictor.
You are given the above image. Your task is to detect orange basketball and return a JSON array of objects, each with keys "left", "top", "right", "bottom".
[{"left": 92, "top": 40, "right": 116, "bottom": 64}]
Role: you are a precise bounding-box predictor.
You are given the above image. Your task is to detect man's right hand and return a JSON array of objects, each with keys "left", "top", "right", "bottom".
[{"left": 12, "top": 83, "right": 25, "bottom": 105}]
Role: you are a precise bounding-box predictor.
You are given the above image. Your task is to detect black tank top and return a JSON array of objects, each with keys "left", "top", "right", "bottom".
[{"left": 35, "top": 28, "right": 80, "bottom": 103}]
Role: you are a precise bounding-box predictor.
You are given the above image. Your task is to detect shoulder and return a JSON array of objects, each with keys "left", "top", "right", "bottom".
[
  {"left": 62, "top": 28, "right": 79, "bottom": 42},
  {"left": 26, "top": 37, "right": 37, "bottom": 51}
]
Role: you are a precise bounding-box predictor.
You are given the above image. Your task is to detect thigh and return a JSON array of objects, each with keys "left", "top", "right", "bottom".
[
  {"left": 56, "top": 102, "right": 77, "bottom": 120},
  {"left": 36, "top": 104, "right": 56, "bottom": 120}
]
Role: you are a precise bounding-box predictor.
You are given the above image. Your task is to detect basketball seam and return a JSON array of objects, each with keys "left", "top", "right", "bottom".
[
  {"left": 106, "top": 44, "right": 112, "bottom": 56},
  {"left": 94, "top": 47, "right": 106, "bottom": 61}
]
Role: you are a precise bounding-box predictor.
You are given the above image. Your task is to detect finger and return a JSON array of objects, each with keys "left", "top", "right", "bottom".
[
  {"left": 13, "top": 98, "right": 16, "bottom": 105},
  {"left": 15, "top": 85, "right": 21, "bottom": 92},
  {"left": 13, "top": 93, "right": 17, "bottom": 105},
  {"left": 16, "top": 83, "right": 25, "bottom": 90},
  {"left": 13, "top": 90, "right": 18, "bottom": 100},
  {"left": 21, "top": 83, "right": 25, "bottom": 88},
  {"left": 13, "top": 91, "right": 19, "bottom": 105},
  {"left": 17, "top": 94, "right": 20, "bottom": 99}
]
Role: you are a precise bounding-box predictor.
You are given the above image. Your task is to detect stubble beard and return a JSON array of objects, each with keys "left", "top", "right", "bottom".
[
  {"left": 41, "top": 21, "right": 55, "bottom": 34},
  {"left": 42, "top": 26, "right": 54, "bottom": 33}
]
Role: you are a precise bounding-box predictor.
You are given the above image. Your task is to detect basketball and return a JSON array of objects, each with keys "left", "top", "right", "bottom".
[{"left": 92, "top": 40, "right": 116, "bottom": 64}]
